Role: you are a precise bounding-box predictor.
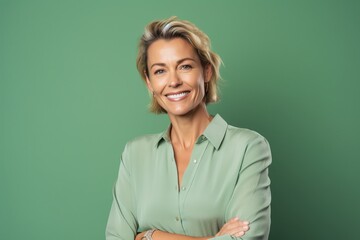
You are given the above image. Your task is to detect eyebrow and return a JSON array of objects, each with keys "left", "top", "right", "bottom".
[{"left": 150, "top": 57, "right": 196, "bottom": 70}]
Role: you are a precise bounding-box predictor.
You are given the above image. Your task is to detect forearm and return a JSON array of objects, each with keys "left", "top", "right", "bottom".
[
  {"left": 136, "top": 230, "right": 211, "bottom": 240},
  {"left": 154, "top": 231, "right": 211, "bottom": 240}
]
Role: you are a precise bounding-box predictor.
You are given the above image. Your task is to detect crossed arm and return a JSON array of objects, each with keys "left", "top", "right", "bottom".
[
  {"left": 106, "top": 135, "right": 271, "bottom": 240},
  {"left": 135, "top": 218, "right": 250, "bottom": 240}
]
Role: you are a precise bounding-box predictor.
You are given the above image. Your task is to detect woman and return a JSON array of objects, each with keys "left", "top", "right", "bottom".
[{"left": 106, "top": 16, "right": 271, "bottom": 240}]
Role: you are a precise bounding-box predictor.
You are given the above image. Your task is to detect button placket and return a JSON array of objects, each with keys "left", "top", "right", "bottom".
[
  {"left": 167, "top": 143, "right": 183, "bottom": 229},
  {"left": 178, "top": 141, "right": 210, "bottom": 233}
]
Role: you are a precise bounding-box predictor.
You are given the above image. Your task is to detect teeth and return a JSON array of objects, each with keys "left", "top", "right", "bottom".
[{"left": 167, "top": 92, "right": 189, "bottom": 99}]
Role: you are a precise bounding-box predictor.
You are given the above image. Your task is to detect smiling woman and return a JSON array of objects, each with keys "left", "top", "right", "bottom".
[
  {"left": 145, "top": 38, "right": 211, "bottom": 118},
  {"left": 106, "top": 16, "right": 272, "bottom": 240},
  {"left": 136, "top": 16, "right": 221, "bottom": 114}
]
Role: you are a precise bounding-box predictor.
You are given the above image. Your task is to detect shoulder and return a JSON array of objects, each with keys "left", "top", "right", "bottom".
[
  {"left": 124, "top": 132, "right": 163, "bottom": 152},
  {"left": 222, "top": 124, "right": 271, "bottom": 160},
  {"left": 119, "top": 132, "right": 163, "bottom": 170},
  {"left": 224, "top": 125, "right": 272, "bottom": 167},
  {"left": 226, "top": 124, "right": 269, "bottom": 146}
]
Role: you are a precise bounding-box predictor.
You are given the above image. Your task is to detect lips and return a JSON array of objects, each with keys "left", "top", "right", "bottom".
[{"left": 165, "top": 91, "right": 190, "bottom": 101}]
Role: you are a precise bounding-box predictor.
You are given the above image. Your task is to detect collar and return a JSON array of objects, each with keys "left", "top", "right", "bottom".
[{"left": 155, "top": 114, "right": 228, "bottom": 150}]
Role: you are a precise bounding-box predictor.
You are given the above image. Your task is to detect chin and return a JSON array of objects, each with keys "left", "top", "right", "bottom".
[
  {"left": 166, "top": 106, "right": 200, "bottom": 117},
  {"left": 167, "top": 110, "right": 191, "bottom": 117}
]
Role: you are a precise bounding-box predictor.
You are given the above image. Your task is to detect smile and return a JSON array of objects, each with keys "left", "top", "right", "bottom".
[{"left": 166, "top": 91, "right": 190, "bottom": 101}]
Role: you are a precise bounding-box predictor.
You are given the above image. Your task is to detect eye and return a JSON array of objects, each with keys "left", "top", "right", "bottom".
[
  {"left": 180, "top": 64, "right": 193, "bottom": 70},
  {"left": 154, "top": 69, "right": 165, "bottom": 75}
]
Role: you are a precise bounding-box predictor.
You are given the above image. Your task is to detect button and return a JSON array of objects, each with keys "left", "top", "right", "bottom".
[
  {"left": 175, "top": 216, "right": 180, "bottom": 221},
  {"left": 193, "top": 159, "right": 197, "bottom": 164},
  {"left": 181, "top": 186, "right": 186, "bottom": 191}
]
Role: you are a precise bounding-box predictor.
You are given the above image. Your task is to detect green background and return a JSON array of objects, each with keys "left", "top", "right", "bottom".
[{"left": 1, "top": 1, "right": 359, "bottom": 239}]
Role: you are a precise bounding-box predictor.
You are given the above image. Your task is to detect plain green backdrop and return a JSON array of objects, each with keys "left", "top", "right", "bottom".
[{"left": 1, "top": 0, "right": 359, "bottom": 239}]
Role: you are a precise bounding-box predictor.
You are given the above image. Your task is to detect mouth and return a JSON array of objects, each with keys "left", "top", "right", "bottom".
[{"left": 165, "top": 91, "right": 190, "bottom": 101}]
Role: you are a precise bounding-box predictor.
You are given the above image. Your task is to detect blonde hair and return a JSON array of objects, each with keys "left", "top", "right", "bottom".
[{"left": 136, "top": 16, "right": 222, "bottom": 114}]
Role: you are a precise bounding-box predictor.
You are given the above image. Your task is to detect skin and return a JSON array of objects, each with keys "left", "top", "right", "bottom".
[{"left": 136, "top": 38, "right": 249, "bottom": 240}]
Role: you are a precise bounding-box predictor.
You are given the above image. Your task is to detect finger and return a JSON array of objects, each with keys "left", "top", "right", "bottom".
[
  {"left": 233, "top": 231, "right": 245, "bottom": 237},
  {"left": 220, "top": 221, "right": 250, "bottom": 235},
  {"left": 228, "top": 217, "right": 239, "bottom": 223},
  {"left": 231, "top": 224, "right": 250, "bottom": 237},
  {"left": 224, "top": 219, "right": 249, "bottom": 229},
  {"left": 217, "top": 219, "right": 250, "bottom": 237},
  {"left": 229, "top": 224, "right": 249, "bottom": 235},
  {"left": 242, "top": 224, "right": 250, "bottom": 232},
  {"left": 226, "top": 218, "right": 248, "bottom": 225}
]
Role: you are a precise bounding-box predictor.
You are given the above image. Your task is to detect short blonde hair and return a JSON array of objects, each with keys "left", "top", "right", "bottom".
[{"left": 136, "top": 16, "right": 222, "bottom": 114}]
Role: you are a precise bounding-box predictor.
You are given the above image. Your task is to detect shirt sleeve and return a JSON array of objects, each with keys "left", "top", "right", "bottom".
[
  {"left": 210, "top": 134, "right": 272, "bottom": 240},
  {"left": 106, "top": 143, "right": 138, "bottom": 240}
]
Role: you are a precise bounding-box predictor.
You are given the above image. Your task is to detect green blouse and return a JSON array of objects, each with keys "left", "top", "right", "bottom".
[{"left": 106, "top": 114, "right": 271, "bottom": 240}]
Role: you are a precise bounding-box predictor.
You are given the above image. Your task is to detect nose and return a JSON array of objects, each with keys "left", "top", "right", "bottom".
[{"left": 168, "top": 71, "right": 182, "bottom": 88}]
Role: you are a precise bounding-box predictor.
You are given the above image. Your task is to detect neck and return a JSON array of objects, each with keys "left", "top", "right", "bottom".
[{"left": 168, "top": 104, "right": 212, "bottom": 149}]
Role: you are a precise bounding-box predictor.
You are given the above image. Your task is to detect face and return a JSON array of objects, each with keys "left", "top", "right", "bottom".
[{"left": 145, "top": 38, "right": 212, "bottom": 117}]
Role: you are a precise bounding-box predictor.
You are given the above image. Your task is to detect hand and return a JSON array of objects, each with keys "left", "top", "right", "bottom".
[
  {"left": 135, "top": 231, "right": 145, "bottom": 240},
  {"left": 215, "top": 217, "right": 249, "bottom": 238}
]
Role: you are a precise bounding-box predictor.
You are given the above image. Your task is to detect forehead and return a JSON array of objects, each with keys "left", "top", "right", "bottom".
[{"left": 147, "top": 38, "right": 199, "bottom": 64}]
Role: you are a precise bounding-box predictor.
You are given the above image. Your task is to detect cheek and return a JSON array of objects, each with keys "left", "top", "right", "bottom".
[
  {"left": 150, "top": 78, "right": 167, "bottom": 92},
  {"left": 185, "top": 72, "right": 204, "bottom": 86},
  {"left": 191, "top": 80, "right": 206, "bottom": 100}
]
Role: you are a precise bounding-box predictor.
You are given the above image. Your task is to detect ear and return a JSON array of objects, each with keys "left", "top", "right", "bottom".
[
  {"left": 145, "top": 71, "right": 154, "bottom": 93},
  {"left": 204, "top": 64, "right": 213, "bottom": 83}
]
